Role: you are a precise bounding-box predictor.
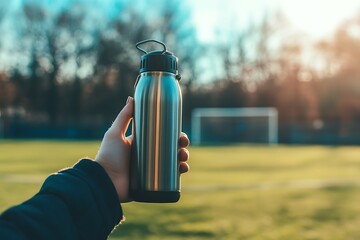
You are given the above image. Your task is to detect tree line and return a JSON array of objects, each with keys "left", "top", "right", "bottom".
[{"left": 0, "top": 1, "right": 359, "bottom": 135}]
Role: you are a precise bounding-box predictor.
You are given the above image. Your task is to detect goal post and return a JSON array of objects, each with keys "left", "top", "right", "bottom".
[
  {"left": 0, "top": 113, "right": 3, "bottom": 139},
  {"left": 191, "top": 108, "right": 278, "bottom": 145}
]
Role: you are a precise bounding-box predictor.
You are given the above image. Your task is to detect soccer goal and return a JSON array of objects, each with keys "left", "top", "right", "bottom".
[{"left": 191, "top": 108, "right": 278, "bottom": 145}]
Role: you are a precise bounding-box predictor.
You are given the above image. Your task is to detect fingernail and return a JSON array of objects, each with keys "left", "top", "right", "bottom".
[{"left": 126, "top": 97, "right": 130, "bottom": 104}]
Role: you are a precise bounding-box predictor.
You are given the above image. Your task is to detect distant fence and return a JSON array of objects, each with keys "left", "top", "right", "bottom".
[
  {"left": 1, "top": 120, "right": 360, "bottom": 145},
  {"left": 279, "top": 122, "right": 360, "bottom": 145},
  {"left": 2, "top": 121, "right": 109, "bottom": 139}
]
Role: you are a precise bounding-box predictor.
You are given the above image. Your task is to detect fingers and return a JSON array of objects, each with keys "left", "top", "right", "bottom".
[
  {"left": 111, "top": 97, "right": 134, "bottom": 136},
  {"left": 178, "top": 139, "right": 190, "bottom": 174},
  {"left": 180, "top": 162, "right": 190, "bottom": 174},
  {"left": 179, "top": 132, "right": 190, "bottom": 148},
  {"left": 178, "top": 148, "right": 189, "bottom": 162},
  {"left": 178, "top": 132, "right": 190, "bottom": 174}
]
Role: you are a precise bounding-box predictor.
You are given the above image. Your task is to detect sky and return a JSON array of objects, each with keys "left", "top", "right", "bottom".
[
  {"left": 187, "top": 0, "right": 360, "bottom": 43},
  {"left": 2, "top": 0, "right": 360, "bottom": 81},
  {"left": 2, "top": 0, "right": 360, "bottom": 45},
  {"left": 182, "top": 0, "right": 360, "bottom": 82}
]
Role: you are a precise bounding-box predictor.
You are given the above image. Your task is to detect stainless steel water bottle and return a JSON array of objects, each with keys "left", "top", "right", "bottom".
[{"left": 130, "top": 39, "right": 182, "bottom": 203}]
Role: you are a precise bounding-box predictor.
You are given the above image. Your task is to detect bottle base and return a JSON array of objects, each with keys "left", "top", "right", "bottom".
[{"left": 130, "top": 190, "right": 180, "bottom": 203}]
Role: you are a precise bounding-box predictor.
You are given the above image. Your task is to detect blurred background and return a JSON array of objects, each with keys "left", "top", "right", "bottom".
[
  {"left": 0, "top": 0, "right": 359, "bottom": 144},
  {"left": 1, "top": 0, "right": 360, "bottom": 239}
]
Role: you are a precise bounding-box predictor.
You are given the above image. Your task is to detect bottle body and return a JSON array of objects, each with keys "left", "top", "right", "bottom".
[{"left": 130, "top": 71, "right": 182, "bottom": 202}]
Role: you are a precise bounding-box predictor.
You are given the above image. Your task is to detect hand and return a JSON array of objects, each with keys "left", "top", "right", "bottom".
[{"left": 95, "top": 97, "right": 190, "bottom": 203}]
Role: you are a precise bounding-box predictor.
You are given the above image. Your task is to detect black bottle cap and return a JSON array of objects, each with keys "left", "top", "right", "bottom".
[{"left": 136, "top": 40, "right": 178, "bottom": 74}]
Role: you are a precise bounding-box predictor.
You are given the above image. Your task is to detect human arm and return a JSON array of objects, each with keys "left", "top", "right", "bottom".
[
  {"left": 0, "top": 159, "right": 122, "bottom": 240},
  {"left": 0, "top": 96, "right": 190, "bottom": 240}
]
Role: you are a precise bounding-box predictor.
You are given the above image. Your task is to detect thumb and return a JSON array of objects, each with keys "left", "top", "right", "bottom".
[{"left": 111, "top": 97, "right": 134, "bottom": 135}]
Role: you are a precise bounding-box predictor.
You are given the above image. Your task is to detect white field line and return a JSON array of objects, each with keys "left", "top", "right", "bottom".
[
  {"left": 0, "top": 173, "right": 45, "bottom": 184},
  {"left": 1, "top": 173, "right": 360, "bottom": 191},
  {"left": 183, "top": 179, "right": 360, "bottom": 192}
]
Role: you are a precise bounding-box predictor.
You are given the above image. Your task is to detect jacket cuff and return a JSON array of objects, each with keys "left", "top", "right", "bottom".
[{"left": 72, "top": 158, "right": 123, "bottom": 221}]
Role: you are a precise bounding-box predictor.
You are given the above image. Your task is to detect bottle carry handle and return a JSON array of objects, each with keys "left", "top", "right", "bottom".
[{"left": 136, "top": 39, "right": 167, "bottom": 54}]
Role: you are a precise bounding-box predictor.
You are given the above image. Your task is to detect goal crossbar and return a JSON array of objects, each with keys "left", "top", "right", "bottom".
[{"left": 191, "top": 108, "right": 278, "bottom": 145}]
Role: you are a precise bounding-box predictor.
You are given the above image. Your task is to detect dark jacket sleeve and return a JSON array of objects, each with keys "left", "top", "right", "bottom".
[{"left": 0, "top": 159, "right": 123, "bottom": 240}]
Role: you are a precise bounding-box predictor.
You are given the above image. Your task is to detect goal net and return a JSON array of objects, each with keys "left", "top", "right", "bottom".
[{"left": 191, "top": 108, "right": 278, "bottom": 145}]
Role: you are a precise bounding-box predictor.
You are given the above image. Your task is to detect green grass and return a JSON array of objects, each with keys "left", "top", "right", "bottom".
[{"left": 1, "top": 141, "right": 360, "bottom": 239}]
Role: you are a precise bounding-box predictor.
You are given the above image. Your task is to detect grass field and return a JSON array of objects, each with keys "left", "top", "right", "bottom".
[{"left": 1, "top": 141, "right": 360, "bottom": 239}]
